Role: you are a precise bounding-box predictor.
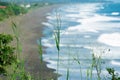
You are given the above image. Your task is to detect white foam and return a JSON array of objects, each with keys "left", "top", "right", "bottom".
[
  {"left": 77, "top": 14, "right": 120, "bottom": 24},
  {"left": 62, "top": 3, "right": 100, "bottom": 12},
  {"left": 84, "top": 35, "right": 91, "bottom": 38},
  {"left": 67, "top": 25, "right": 99, "bottom": 33},
  {"left": 42, "top": 22, "right": 53, "bottom": 27},
  {"left": 47, "top": 60, "right": 57, "bottom": 64},
  {"left": 46, "top": 16, "right": 56, "bottom": 20},
  {"left": 44, "top": 43, "right": 54, "bottom": 47},
  {"left": 42, "top": 40, "right": 54, "bottom": 47},
  {"left": 111, "top": 60, "right": 120, "bottom": 66},
  {"left": 47, "top": 64, "right": 56, "bottom": 70},
  {"left": 60, "top": 44, "right": 84, "bottom": 48},
  {"left": 98, "top": 33, "right": 120, "bottom": 47},
  {"left": 65, "top": 14, "right": 120, "bottom": 34},
  {"left": 111, "top": 12, "right": 120, "bottom": 15},
  {"left": 66, "top": 14, "right": 81, "bottom": 18}
]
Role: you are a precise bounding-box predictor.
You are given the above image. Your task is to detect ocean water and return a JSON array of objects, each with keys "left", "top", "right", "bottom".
[{"left": 41, "top": 2, "right": 120, "bottom": 80}]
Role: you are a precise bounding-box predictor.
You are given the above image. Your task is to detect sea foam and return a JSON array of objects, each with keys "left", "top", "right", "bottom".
[
  {"left": 98, "top": 33, "right": 120, "bottom": 47},
  {"left": 111, "top": 12, "right": 120, "bottom": 16},
  {"left": 111, "top": 60, "right": 120, "bottom": 66}
]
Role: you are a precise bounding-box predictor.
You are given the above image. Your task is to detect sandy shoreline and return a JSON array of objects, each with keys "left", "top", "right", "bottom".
[{"left": 0, "top": 5, "right": 59, "bottom": 80}]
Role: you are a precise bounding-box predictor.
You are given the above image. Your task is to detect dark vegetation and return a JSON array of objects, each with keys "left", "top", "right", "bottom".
[
  {"left": 0, "top": 1, "right": 52, "bottom": 21},
  {"left": 107, "top": 68, "right": 120, "bottom": 80},
  {"left": 0, "top": 33, "right": 32, "bottom": 80},
  {"left": 0, "top": 34, "right": 16, "bottom": 75},
  {"left": 0, "top": 1, "right": 27, "bottom": 21}
]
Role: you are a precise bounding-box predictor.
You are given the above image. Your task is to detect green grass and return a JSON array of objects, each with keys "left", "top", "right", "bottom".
[
  {"left": 37, "top": 38, "right": 43, "bottom": 80},
  {"left": 0, "top": 2, "right": 27, "bottom": 21},
  {"left": 11, "top": 22, "right": 32, "bottom": 80},
  {"left": 0, "top": 34, "right": 17, "bottom": 75},
  {"left": 37, "top": 38, "right": 43, "bottom": 63},
  {"left": 0, "top": 1, "right": 53, "bottom": 21},
  {"left": 74, "top": 57, "right": 82, "bottom": 80},
  {"left": 0, "top": 22, "right": 33, "bottom": 80},
  {"left": 12, "top": 21, "right": 22, "bottom": 60},
  {"left": 53, "top": 11, "right": 61, "bottom": 80}
]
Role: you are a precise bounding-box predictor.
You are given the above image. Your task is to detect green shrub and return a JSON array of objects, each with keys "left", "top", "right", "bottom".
[
  {"left": 0, "top": 9, "right": 8, "bottom": 21},
  {"left": 8, "top": 4, "right": 28, "bottom": 15},
  {"left": 0, "top": 34, "right": 17, "bottom": 74},
  {"left": 0, "top": 2, "right": 28, "bottom": 21},
  {"left": 106, "top": 68, "right": 120, "bottom": 80}
]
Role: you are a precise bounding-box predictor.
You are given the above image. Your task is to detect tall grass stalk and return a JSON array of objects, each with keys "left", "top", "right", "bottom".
[
  {"left": 53, "top": 11, "right": 61, "bottom": 79},
  {"left": 66, "top": 48, "right": 71, "bottom": 80},
  {"left": 37, "top": 38, "right": 43, "bottom": 80},
  {"left": 66, "top": 67, "right": 69, "bottom": 80},
  {"left": 86, "top": 48, "right": 105, "bottom": 80},
  {"left": 12, "top": 21, "right": 22, "bottom": 60},
  {"left": 86, "top": 68, "right": 89, "bottom": 80},
  {"left": 8, "top": 60, "right": 32, "bottom": 80},
  {"left": 37, "top": 38, "right": 43, "bottom": 63},
  {"left": 74, "top": 57, "right": 82, "bottom": 80},
  {"left": 91, "top": 53, "right": 102, "bottom": 80},
  {"left": 11, "top": 22, "right": 32, "bottom": 80},
  {"left": 90, "top": 61, "right": 93, "bottom": 80},
  {"left": 86, "top": 65, "right": 93, "bottom": 80}
]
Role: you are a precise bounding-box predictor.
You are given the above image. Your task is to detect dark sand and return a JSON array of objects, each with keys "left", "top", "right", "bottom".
[{"left": 0, "top": 5, "right": 59, "bottom": 80}]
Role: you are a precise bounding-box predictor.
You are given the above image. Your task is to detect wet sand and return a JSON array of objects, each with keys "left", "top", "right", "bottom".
[{"left": 0, "top": 5, "right": 58, "bottom": 80}]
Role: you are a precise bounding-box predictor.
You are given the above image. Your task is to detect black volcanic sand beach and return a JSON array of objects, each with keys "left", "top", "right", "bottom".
[{"left": 0, "top": 5, "right": 59, "bottom": 80}]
